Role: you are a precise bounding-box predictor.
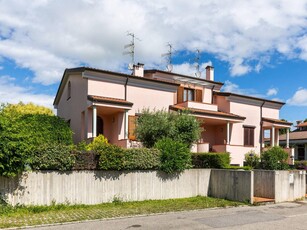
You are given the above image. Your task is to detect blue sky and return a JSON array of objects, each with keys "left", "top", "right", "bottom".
[{"left": 0, "top": 0, "right": 306, "bottom": 126}]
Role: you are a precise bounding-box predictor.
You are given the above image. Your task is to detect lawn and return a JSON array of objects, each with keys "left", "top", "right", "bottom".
[{"left": 0, "top": 196, "right": 245, "bottom": 228}]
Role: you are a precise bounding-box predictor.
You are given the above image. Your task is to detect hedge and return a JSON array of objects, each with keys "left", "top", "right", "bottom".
[{"left": 191, "top": 152, "right": 230, "bottom": 169}]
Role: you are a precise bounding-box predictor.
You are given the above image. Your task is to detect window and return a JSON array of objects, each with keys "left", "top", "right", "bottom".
[
  {"left": 177, "top": 86, "right": 203, "bottom": 103},
  {"left": 67, "top": 81, "right": 71, "bottom": 100},
  {"left": 183, "top": 88, "right": 194, "bottom": 101},
  {"left": 244, "top": 126, "right": 255, "bottom": 146}
]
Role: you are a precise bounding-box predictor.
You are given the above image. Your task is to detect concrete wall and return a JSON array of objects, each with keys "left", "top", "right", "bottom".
[
  {"left": 0, "top": 169, "right": 211, "bottom": 206},
  {"left": 254, "top": 170, "right": 275, "bottom": 199},
  {"left": 274, "top": 170, "right": 306, "bottom": 203},
  {"left": 209, "top": 170, "right": 254, "bottom": 203},
  {"left": 254, "top": 170, "right": 306, "bottom": 203}
]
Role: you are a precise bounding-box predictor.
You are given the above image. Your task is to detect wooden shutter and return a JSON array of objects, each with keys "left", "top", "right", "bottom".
[
  {"left": 128, "top": 115, "right": 137, "bottom": 140},
  {"left": 244, "top": 128, "right": 249, "bottom": 146},
  {"left": 177, "top": 86, "right": 184, "bottom": 104},
  {"left": 195, "top": 89, "right": 203, "bottom": 102},
  {"left": 250, "top": 128, "right": 254, "bottom": 146}
]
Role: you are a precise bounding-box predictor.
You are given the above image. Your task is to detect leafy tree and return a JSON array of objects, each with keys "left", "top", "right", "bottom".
[
  {"left": 278, "top": 119, "right": 288, "bottom": 135},
  {"left": 304, "top": 118, "right": 307, "bottom": 122},
  {"left": 0, "top": 103, "right": 73, "bottom": 177},
  {"left": 135, "top": 109, "right": 202, "bottom": 148}
]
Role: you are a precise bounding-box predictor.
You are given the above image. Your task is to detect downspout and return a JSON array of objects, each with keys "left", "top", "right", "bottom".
[
  {"left": 124, "top": 76, "right": 129, "bottom": 140},
  {"left": 260, "top": 101, "right": 265, "bottom": 153}
]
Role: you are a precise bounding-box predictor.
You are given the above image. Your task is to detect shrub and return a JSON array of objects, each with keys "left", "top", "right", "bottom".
[
  {"left": 135, "top": 109, "right": 201, "bottom": 148},
  {"left": 155, "top": 138, "right": 192, "bottom": 174},
  {"left": 97, "top": 144, "right": 125, "bottom": 170},
  {"left": 294, "top": 160, "right": 307, "bottom": 170},
  {"left": 123, "top": 148, "right": 161, "bottom": 170},
  {"left": 191, "top": 152, "right": 230, "bottom": 169},
  {"left": 260, "top": 146, "right": 289, "bottom": 170},
  {"left": 244, "top": 150, "right": 260, "bottom": 168},
  {"left": 87, "top": 135, "right": 109, "bottom": 151},
  {"left": 0, "top": 103, "right": 73, "bottom": 177},
  {"left": 72, "top": 151, "right": 99, "bottom": 170},
  {"left": 29, "top": 144, "right": 75, "bottom": 171}
]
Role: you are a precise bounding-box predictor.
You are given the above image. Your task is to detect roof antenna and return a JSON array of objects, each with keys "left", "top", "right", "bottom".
[
  {"left": 194, "top": 49, "right": 201, "bottom": 78},
  {"left": 161, "top": 43, "right": 174, "bottom": 72},
  {"left": 123, "top": 32, "right": 140, "bottom": 71}
]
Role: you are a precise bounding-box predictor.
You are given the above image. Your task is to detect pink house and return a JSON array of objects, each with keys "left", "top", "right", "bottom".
[{"left": 54, "top": 64, "right": 293, "bottom": 166}]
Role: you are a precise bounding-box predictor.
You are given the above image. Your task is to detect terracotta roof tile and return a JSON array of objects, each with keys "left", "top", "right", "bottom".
[
  {"left": 169, "top": 105, "right": 245, "bottom": 120},
  {"left": 297, "top": 121, "right": 307, "bottom": 127},
  {"left": 88, "top": 95, "right": 133, "bottom": 106},
  {"left": 280, "top": 131, "right": 307, "bottom": 141},
  {"left": 262, "top": 117, "right": 292, "bottom": 126}
]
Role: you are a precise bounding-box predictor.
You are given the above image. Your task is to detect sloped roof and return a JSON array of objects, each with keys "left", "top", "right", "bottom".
[
  {"left": 297, "top": 121, "right": 307, "bottom": 127},
  {"left": 169, "top": 105, "right": 245, "bottom": 120},
  {"left": 280, "top": 131, "right": 307, "bottom": 141},
  {"left": 262, "top": 117, "right": 293, "bottom": 126},
  {"left": 88, "top": 95, "right": 133, "bottom": 106}
]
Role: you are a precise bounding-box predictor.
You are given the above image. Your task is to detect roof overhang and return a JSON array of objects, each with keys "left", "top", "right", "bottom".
[
  {"left": 262, "top": 117, "right": 292, "bottom": 129},
  {"left": 88, "top": 95, "right": 133, "bottom": 110},
  {"left": 169, "top": 105, "right": 245, "bottom": 123}
]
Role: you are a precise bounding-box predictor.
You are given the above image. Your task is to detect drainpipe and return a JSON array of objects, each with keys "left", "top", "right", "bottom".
[
  {"left": 260, "top": 101, "right": 265, "bottom": 153},
  {"left": 124, "top": 76, "right": 129, "bottom": 140}
]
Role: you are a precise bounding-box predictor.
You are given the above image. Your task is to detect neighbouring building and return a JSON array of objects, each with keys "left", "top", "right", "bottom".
[
  {"left": 279, "top": 121, "right": 307, "bottom": 161},
  {"left": 53, "top": 64, "right": 293, "bottom": 166}
]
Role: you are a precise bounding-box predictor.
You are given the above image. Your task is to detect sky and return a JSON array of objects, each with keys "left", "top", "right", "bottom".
[{"left": 0, "top": 0, "right": 306, "bottom": 125}]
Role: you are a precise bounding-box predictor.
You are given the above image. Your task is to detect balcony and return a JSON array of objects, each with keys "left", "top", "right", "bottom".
[{"left": 176, "top": 101, "right": 218, "bottom": 112}]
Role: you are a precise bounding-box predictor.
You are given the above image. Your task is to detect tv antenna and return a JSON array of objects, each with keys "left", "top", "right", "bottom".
[
  {"left": 194, "top": 49, "right": 201, "bottom": 78},
  {"left": 161, "top": 43, "right": 174, "bottom": 72},
  {"left": 123, "top": 32, "right": 140, "bottom": 70}
]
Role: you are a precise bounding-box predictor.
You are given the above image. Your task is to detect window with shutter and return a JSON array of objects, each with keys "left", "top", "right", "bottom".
[
  {"left": 128, "top": 115, "right": 137, "bottom": 140},
  {"left": 244, "top": 126, "right": 255, "bottom": 146}
]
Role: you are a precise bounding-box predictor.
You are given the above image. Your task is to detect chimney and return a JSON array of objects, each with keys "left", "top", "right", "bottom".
[
  {"left": 205, "top": 66, "right": 214, "bottom": 81},
  {"left": 133, "top": 63, "right": 144, "bottom": 77}
]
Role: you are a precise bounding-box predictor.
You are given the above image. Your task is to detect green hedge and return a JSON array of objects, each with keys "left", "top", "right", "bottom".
[
  {"left": 30, "top": 143, "right": 75, "bottom": 171},
  {"left": 294, "top": 160, "right": 307, "bottom": 170},
  {"left": 123, "top": 148, "right": 160, "bottom": 170},
  {"left": 97, "top": 145, "right": 161, "bottom": 171},
  {"left": 191, "top": 152, "right": 230, "bottom": 169}
]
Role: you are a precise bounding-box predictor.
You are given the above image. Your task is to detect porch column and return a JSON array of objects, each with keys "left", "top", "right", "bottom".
[
  {"left": 271, "top": 126, "right": 275, "bottom": 147},
  {"left": 124, "top": 110, "right": 128, "bottom": 139},
  {"left": 276, "top": 128, "right": 279, "bottom": 146},
  {"left": 92, "top": 105, "right": 97, "bottom": 138},
  {"left": 226, "top": 121, "right": 230, "bottom": 145},
  {"left": 286, "top": 128, "right": 290, "bottom": 148}
]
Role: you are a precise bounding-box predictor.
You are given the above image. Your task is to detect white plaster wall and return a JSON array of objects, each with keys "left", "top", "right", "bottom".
[
  {"left": 127, "top": 85, "right": 174, "bottom": 114},
  {"left": 57, "top": 74, "right": 88, "bottom": 143},
  {"left": 262, "top": 107, "right": 279, "bottom": 119},
  {"left": 88, "top": 79, "right": 125, "bottom": 99}
]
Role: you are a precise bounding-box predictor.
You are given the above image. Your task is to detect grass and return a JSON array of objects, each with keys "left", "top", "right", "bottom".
[{"left": 0, "top": 196, "right": 245, "bottom": 228}]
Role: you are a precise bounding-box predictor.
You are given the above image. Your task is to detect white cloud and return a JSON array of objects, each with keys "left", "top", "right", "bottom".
[
  {"left": 172, "top": 61, "right": 212, "bottom": 78},
  {"left": 0, "top": 0, "right": 306, "bottom": 84},
  {"left": 267, "top": 88, "right": 278, "bottom": 96},
  {"left": 0, "top": 75, "right": 54, "bottom": 109},
  {"left": 287, "top": 88, "right": 307, "bottom": 106},
  {"left": 0, "top": 66, "right": 3, "bottom": 70}
]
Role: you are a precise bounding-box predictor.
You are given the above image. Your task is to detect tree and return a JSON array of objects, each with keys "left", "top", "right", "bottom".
[
  {"left": 0, "top": 103, "right": 73, "bottom": 177},
  {"left": 135, "top": 109, "right": 202, "bottom": 148},
  {"left": 279, "top": 119, "right": 288, "bottom": 135}
]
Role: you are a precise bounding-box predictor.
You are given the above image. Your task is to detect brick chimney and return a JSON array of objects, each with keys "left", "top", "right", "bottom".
[
  {"left": 205, "top": 66, "right": 214, "bottom": 81},
  {"left": 133, "top": 63, "right": 144, "bottom": 77}
]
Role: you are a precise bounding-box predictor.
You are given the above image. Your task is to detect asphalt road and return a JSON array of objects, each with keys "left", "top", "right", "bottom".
[{"left": 31, "top": 201, "right": 307, "bottom": 230}]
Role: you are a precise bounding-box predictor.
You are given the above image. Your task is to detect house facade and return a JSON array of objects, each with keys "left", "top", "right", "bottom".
[
  {"left": 54, "top": 64, "right": 292, "bottom": 166},
  {"left": 279, "top": 121, "right": 307, "bottom": 161}
]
